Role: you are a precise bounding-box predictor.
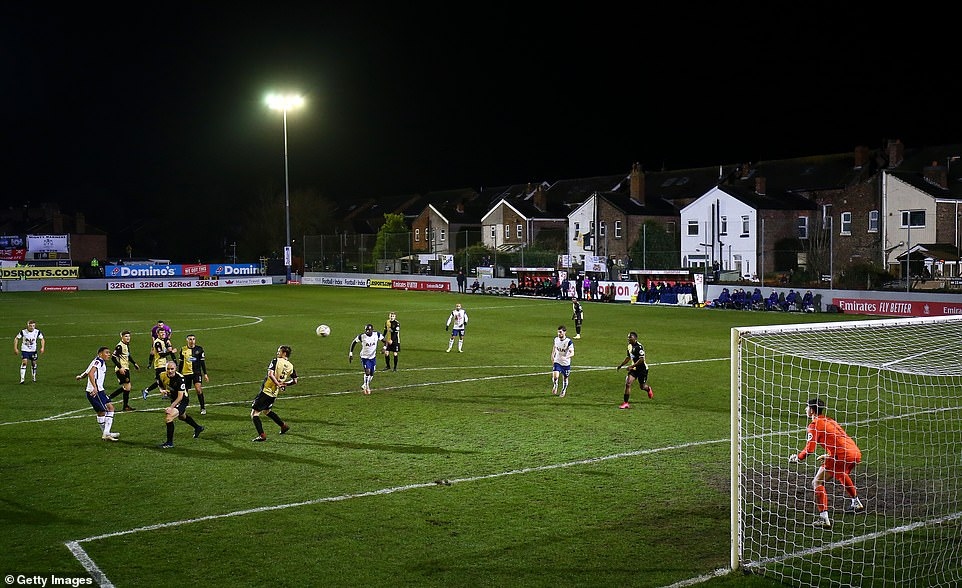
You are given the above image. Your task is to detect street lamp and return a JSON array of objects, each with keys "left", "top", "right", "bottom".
[{"left": 266, "top": 93, "right": 304, "bottom": 282}]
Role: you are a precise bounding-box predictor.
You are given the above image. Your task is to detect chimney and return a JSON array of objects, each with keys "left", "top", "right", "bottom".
[
  {"left": 755, "top": 177, "right": 766, "bottom": 195},
  {"left": 76, "top": 212, "right": 86, "bottom": 234},
  {"left": 630, "top": 162, "right": 645, "bottom": 206},
  {"left": 887, "top": 139, "right": 904, "bottom": 168},
  {"left": 853, "top": 145, "right": 870, "bottom": 168},
  {"left": 455, "top": 200, "right": 465, "bottom": 214},
  {"left": 533, "top": 184, "right": 547, "bottom": 212},
  {"left": 923, "top": 161, "right": 948, "bottom": 189}
]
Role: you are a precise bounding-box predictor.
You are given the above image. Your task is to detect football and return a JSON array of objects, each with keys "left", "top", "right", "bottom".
[{"left": 315, "top": 324, "right": 331, "bottom": 337}]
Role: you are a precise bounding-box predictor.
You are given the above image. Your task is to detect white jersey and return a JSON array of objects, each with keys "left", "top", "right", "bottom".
[
  {"left": 83, "top": 356, "right": 108, "bottom": 393},
  {"left": 353, "top": 331, "right": 384, "bottom": 360},
  {"left": 552, "top": 336, "right": 575, "bottom": 367},
  {"left": 16, "top": 328, "right": 44, "bottom": 353},
  {"left": 447, "top": 309, "right": 468, "bottom": 330}
]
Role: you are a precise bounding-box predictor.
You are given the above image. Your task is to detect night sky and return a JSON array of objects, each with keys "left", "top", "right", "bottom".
[{"left": 4, "top": 5, "right": 958, "bottom": 246}]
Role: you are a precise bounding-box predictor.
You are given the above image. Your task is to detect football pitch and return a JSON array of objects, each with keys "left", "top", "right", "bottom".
[{"left": 0, "top": 285, "right": 869, "bottom": 587}]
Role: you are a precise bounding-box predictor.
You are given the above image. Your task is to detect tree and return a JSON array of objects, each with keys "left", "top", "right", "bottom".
[
  {"left": 371, "top": 213, "right": 409, "bottom": 266},
  {"left": 801, "top": 220, "right": 831, "bottom": 283},
  {"left": 629, "top": 220, "right": 680, "bottom": 269},
  {"left": 237, "top": 184, "right": 337, "bottom": 263}
]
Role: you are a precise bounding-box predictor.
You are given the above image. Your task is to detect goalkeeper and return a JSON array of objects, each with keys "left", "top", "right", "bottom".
[{"left": 788, "top": 398, "right": 864, "bottom": 528}]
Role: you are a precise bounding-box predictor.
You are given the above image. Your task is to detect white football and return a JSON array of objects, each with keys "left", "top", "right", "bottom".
[{"left": 316, "top": 324, "right": 331, "bottom": 337}]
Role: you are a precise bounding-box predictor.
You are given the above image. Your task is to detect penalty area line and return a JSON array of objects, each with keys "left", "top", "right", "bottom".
[{"left": 65, "top": 436, "right": 727, "bottom": 587}]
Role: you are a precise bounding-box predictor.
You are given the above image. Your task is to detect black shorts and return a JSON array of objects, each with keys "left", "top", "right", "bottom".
[
  {"left": 184, "top": 374, "right": 199, "bottom": 388},
  {"left": 385, "top": 340, "right": 399, "bottom": 352},
  {"left": 251, "top": 391, "right": 277, "bottom": 412},
  {"left": 627, "top": 365, "right": 649, "bottom": 385},
  {"left": 115, "top": 370, "right": 132, "bottom": 385},
  {"left": 171, "top": 396, "right": 189, "bottom": 414}
]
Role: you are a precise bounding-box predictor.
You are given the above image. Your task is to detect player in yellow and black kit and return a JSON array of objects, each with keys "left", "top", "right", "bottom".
[
  {"left": 178, "top": 334, "right": 209, "bottom": 414},
  {"left": 383, "top": 311, "right": 400, "bottom": 371},
  {"left": 142, "top": 331, "right": 175, "bottom": 400},
  {"left": 251, "top": 345, "right": 297, "bottom": 442},
  {"left": 108, "top": 330, "right": 140, "bottom": 411},
  {"left": 158, "top": 360, "right": 205, "bottom": 449}
]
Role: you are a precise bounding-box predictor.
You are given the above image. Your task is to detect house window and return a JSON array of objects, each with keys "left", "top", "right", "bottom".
[
  {"left": 822, "top": 205, "right": 832, "bottom": 229},
  {"left": 666, "top": 221, "right": 676, "bottom": 236},
  {"left": 490, "top": 226, "right": 495, "bottom": 240},
  {"left": 600, "top": 221, "right": 606, "bottom": 237},
  {"left": 840, "top": 212, "right": 852, "bottom": 235},
  {"left": 741, "top": 216, "right": 750, "bottom": 235},
  {"left": 615, "top": 220, "right": 622, "bottom": 239},
  {"left": 415, "top": 228, "right": 420, "bottom": 242},
  {"left": 720, "top": 216, "right": 728, "bottom": 236},
  {"left": 868, "top": 210, "right": 879, "bottom": 232},
  {"left": 687, "top": 220, "right": 699, "bottom": 236},
  {"left": 440, "top": 228, "right": 446, "bottom": 242},
  {"left": 573, "top": 222, "right": 580, "bottom": 238},
  {"left": 505, "top": 225, "right": 510, "bottom": 239},
  {"left": 516, "top": 224, "right": 523, "bottom": 239},
  {"left": 797, "top": 216, "right": 808, "bottom": 239},
  {"left": 901, "top": 210, "right": 925, "bottom": 228}
]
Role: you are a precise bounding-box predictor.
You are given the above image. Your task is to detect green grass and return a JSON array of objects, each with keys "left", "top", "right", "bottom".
[{"left": 0, "top": 286, "right": 870, "bottom": 587}]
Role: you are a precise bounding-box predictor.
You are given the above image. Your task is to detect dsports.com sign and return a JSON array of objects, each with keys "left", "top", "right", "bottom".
[{"left": 1, "top": 267, "right": 80, "bottom": 279}]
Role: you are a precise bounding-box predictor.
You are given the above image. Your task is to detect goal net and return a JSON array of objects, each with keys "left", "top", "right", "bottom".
[{"left": 731, "top": 315, "right": 962, "bottom": 587}]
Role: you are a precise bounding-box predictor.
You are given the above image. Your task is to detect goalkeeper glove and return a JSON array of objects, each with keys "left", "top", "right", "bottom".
[{"left": 788, "top": 454, "right": 800, "bottom": 464}]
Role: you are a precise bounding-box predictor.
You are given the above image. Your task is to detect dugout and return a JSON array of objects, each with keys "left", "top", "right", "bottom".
[
  {"left": 510, "top": 267, "right": 559, "bottom": 297},
  {"left": 628, "top": 268, "right": 696, "bottom": 304}
]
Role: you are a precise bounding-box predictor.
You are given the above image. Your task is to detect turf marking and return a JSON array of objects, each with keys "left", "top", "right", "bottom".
[{"left": 65, "top": 435, "right": 728, "bottom": 588}]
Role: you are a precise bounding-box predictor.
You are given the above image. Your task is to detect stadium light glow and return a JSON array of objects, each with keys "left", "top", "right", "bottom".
[{"left": 266, "top": 93, "right": 304, "bottom": 282}]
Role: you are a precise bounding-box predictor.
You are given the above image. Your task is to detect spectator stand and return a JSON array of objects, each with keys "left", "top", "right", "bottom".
[{"left": 707, "top": 286, "right": 820, "bottom": 312}]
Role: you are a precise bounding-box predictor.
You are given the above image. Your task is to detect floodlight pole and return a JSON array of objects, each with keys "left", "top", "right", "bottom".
[
  {"left": 266, "top": 93, "right": 304, "bottom": 283},
  {"left": 282, "top": 107, "right": 292, "bottom": 282}
]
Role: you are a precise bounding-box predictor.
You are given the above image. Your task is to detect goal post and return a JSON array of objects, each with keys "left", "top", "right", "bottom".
[{"left": 731, "top": 315, "right": 962, "bottom": 587}]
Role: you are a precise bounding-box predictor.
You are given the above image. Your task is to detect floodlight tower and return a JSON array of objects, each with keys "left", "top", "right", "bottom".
[{"left": 266, "top": 93, "right": 304, "bottom": 282}]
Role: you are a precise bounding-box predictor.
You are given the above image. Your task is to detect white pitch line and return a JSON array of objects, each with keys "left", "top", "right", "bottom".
[
  {"left": 16, "top": 355, "right": 727, "bottom": 587},
  {"left": 3, "top": 358, "right": 730, "bottom": 426},
  {"left": 42, "top": 313, "right": 264, "bottom": 340},
  {"left": 65, "top": 436, "right": 729, "bottom": 588}
]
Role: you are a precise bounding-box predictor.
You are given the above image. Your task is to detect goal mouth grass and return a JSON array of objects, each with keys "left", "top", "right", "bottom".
[{"left": 731, "top": 315, "right": 962, "bottom": 588}]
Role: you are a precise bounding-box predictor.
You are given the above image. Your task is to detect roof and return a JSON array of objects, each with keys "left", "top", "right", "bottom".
[
  {"left": 544, "top": 173, "right": 628, "bottom": 208},
  {"left": 422, "top": 188, "right": 487, "bottom": 226},
  {"left": 746, "top": 152, "right": 873, "bottom": 192},
  {"left": 714, "top": 184, "right": 818, "bottom": 211},
  {"left": 643, "top": 165, "right": 733, "bottom": 205},
  {"left": 888, "top": 170, "right": 962, "bottom": 201},
  {"left": 596, "top": 190, "right": 677, "bottom": 216},
  {"left": 896, "top": 243, "right": 961, "bottom": 262}
]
